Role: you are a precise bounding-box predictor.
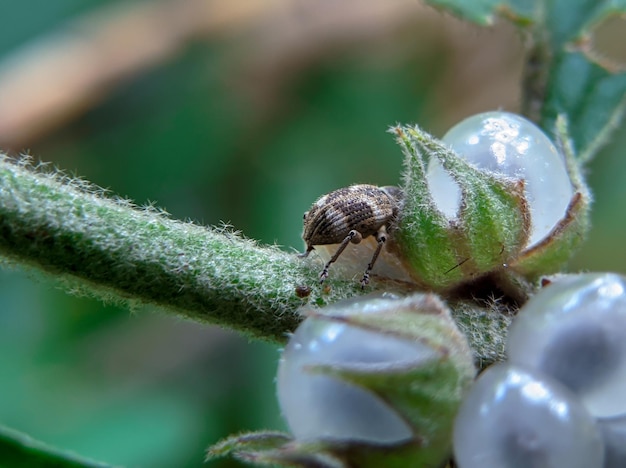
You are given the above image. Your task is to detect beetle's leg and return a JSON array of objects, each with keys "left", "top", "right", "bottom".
[
  {"left": 361, "top": 228, "right": 387, "bottom": 288},
  {"left": 320, "top": 230, "right": 362, "bottom": 283},
  {"left": 298, "top": 245, "right": 314, "bottom": 258}
]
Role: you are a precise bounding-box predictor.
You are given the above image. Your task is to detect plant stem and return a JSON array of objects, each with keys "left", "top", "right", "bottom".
[
  {"left": 0, "top": 156, "right": 361, "bottom": 342},
  {"left": 0, "top": 155, "right": 507, "bottom": 363},
  {"left": 521, "top": 33, "right": 551, "bottom": 124}
]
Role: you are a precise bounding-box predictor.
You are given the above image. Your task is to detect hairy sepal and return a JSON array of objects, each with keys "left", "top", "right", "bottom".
[{"left": 392, "top": 125, "right": 531, "bottom": 290}]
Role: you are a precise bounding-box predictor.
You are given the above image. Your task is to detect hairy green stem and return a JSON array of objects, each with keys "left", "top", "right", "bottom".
[
  {"left": 521, "top": 35, "right": 551, "bottom": 124},
  {"left": 0, "top": 156, "right": 507, "bottom": 362},
  {"left": 0, "top": 156, "right": 363, "bottom": 341}
]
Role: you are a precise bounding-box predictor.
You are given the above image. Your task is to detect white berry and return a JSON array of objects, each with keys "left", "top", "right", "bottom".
[
  {"left": 453, "top": 363, "right": 604, "bottom": 468},
  {"left": 276, "top": 296, "right": 439, "bottom": 444},
  {"left": 507, "top": 273, "right": 626, "bottom": 418},
  {"left": 426, "top": 112, "right": 573, "bottom": 247}
]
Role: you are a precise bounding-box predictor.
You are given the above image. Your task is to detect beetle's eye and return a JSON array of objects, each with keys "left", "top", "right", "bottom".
[{"left": 303, "top": 212, "right": 308, "bottom": 220}]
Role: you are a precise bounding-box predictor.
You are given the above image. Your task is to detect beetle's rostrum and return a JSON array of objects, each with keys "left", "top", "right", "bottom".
[{"left": 299, "top": 184, "right": 401, "bottom": 287}]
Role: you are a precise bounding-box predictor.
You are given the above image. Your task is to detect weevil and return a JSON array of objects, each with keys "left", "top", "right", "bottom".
[{"left": 299, "top": 184, "right": 402, "bottom": 288}]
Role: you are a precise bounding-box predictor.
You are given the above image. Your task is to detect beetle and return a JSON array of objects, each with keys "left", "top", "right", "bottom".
[{"left": 299, "top": 184, "right": 402, "bottom": 287}]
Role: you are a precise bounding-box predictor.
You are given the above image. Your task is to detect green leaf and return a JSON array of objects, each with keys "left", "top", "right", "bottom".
[
  {"left": 207, "top": 431, "right": 430, "bottom": 468},
  {"left": 422, "top": 0, "right": 500, "bottom": 25},
  {"left": 541, "top": 50, "right": 626, "bottom": 162},
  {"left": 0, "top": 425, "right": 115, "bottom": 468},
  {"left": 522, "top": 1, "right": 626, "bottom": 161}
]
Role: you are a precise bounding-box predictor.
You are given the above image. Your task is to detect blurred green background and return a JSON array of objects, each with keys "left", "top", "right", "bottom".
[{"left": 0, "top": 1, "right": 625, "bottom": 467}]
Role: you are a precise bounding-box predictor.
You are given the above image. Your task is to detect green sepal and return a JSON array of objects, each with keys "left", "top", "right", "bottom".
[
  {"left": 309, "top": 360, "right": 465, "bottom": 467},
  {"left": 322, "top": 293, "right": 474, "bottom": 362},
  {"left": 391, "top": 126, "right": 465, "bottom": 289},
  {"left": 206, "top": 431, "right": 293, "bottom": 461},
  {"left": 512, "top": 192, "right": 588, "bottom": 278},
  {"left": 392, "top": 125, "right": 531, "bottom": 290},
  {"left": 206, "top": 431, "right": 345, "bottom": 467},
  {"left": 511, "top": 115, "right": 591, "bottom": 277},
  {"left": 450, "top": 299, "right": 513, "bottom": 369},
  {"left": 411, "top": 126, "right": 531, "bottom": 272},
  {"left": 305, "top": 294, "right": 475, "bottom": 466}
]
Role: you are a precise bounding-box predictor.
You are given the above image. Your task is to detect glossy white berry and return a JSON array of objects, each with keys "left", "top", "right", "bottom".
[
  {"left": 277, "top": 323, "right": 416, "bottom": 444},
  {"left": 426, "top": 111, "right": 573, "bottom": 247},
  {"left": 453, "top": 363, "right": 604, "bottom": 468},
  {"left": 276, "top": 293, "right": 476, "bottom": 446},
  {"left": 277, "top": 303, "right": 432, "bottom": 443},
  {"left": 507, "top": 273, "right": 626, "bottom": 418}
]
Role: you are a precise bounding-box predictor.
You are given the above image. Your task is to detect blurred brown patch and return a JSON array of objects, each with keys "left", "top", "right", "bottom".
[{"left": 0, "top": 0, "right": 524, "bottom": 149}]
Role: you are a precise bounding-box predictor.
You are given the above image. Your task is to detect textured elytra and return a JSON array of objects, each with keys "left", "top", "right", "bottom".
[
  {"left": 301, "top": 184, "right": 401, "bottom": 286},
  {"left": 302, "top": 185, "right": 399, "bottom": 247}
]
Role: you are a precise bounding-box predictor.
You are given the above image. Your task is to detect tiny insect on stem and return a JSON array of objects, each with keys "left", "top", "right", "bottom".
[{"left": 299, "top": 184, "right": 400, "bottom": 287}]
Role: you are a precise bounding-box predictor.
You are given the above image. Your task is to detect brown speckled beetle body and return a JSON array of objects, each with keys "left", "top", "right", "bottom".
[{"left": 300, "top": 184, "right": 401, "bottom": 287}]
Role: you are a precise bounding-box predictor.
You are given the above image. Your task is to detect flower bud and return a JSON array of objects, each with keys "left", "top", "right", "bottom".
[
  {"left": 273, "top": 293, "right": 475, "bottom": 466},
  {"left": 390, "top": 112, "right": 589, "bottom": 293},
  {"left": 428, "top": 111, "right": 573, "bottom": 248}
]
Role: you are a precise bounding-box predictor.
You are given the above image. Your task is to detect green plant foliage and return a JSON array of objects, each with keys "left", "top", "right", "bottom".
[
  {"left": 539, "top": 1, "right": 626, "bottom": 162},
  {"left": 0, "top": 425, "right": 113, "bottom": 468}
]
